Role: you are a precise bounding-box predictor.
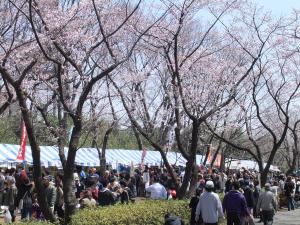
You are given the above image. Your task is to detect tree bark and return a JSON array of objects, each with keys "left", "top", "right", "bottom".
[
  {"left": 16, "top": 87, "right": 57, "bottom": 222},
  {"left": 202, "top": 145, "right": 211, "bottom": 166},
  {"left": 100, "top": 127, "right": 113, "bottom": 176},
  {"left": 63, "top": 123, "right": 81, "bottom": 224},
  {"left": 187, "top": 163, "right": 198, "bottom": 197},
  {"left": 177, "top": 120, "right": 199, "bottom": 198}
]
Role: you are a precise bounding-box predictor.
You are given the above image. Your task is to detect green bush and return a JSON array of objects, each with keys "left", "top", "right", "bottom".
[
  {"left": 71, "top": 200, "right": 190, "bottom": 225},
  {"left": 13, "top": 221, "right": 54, "bottom": 225},
  {"left": 12, "top": 198, "right": 226, "bottom": 225}
]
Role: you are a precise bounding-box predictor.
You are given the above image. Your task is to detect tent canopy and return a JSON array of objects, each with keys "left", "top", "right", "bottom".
[
  {"left": 0, "top": 144, "right": 279, "bottom": 171},
  {"left": 0, "top": 144, "right": 191, "bottom": 167}
]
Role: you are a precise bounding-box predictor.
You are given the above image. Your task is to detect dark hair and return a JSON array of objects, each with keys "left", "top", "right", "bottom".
[
  {"left": 57, "top": 172, "right": 64, "bottom": 180},
  {"left": 130, "top": 176, "right": 136, "bottom": 184},
  {"left": 153, "top": 176, "right": 160, "bottom": 183},
  {"left": 195, "top": 188, "right": 202, "bottom": 196},
  {"left": 232, "top": 181, "right": 240, "bottom": 190},
  {"left": 23, "top": 177, "right": 30, "bottom": 185},
  {"left": 124, "top": 173, "right": 130, "bottom": 181},
  {"left": 102, "top": 180, "right": 108, "bottom": 188},
  {"left": 119, "top": 180, "right": 127, "bottom": 187},
  {"left": 144, "top": 165, "right": 149, "bottom": 172}
]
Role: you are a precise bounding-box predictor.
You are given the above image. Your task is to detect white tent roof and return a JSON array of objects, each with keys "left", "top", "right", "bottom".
[{"left": 0, "top": 144, "right": 279, "bottom": 171}]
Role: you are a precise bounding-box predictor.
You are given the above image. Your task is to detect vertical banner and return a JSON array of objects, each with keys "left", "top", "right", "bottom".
[
  {"left": 214, "top": 154, "right": 222, "bottom": 167},
  {"left": 140, "top": 147, "right": 147, "bottom": 171},
  {"left": 207, "top": 148, "right": 212, "bottom": 164},
  {"left": 16, "top": 121, "right": 27, "bottom": 162}
]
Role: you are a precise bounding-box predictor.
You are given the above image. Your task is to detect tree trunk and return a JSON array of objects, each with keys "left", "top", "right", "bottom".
[
  {"left": 132, "top": 125, "right": 143, "bottom": 150},
  {"left": 220, "top": 148, "right": 226, "bottom": 171},
  {"left": 286, "top": 151, "right": 298, "bottom": 175},
  {"left": 202, "top": 145, "right": 210, "bottom": 166},
  {"left": 100, "top": 128, "right": 113, "bottom": 176},
  {"left": 187, "top": 163, "right": 198, "bottom": 197},
  {"left": 177, "top": 120, "right": 199, "bottom": 198},
  {"left": 63, "top": 124, "right": 81, "bottom": 224},
  {"left": 287, "top": 130, "right": 299, "bottom": 175},
  {"left": 57, "top": 101, "right": 67, "bottom": 169},
  {"left": 257, "top": 161, "right": 265, "bottom": 186},
  {"left": 16, "top": 88, "right": 56, "bottom": 222}
]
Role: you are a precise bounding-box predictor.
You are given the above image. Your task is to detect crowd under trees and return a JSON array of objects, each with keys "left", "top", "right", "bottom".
[{"left": 1, "top": 0, "right": 300, "bottom": 223}]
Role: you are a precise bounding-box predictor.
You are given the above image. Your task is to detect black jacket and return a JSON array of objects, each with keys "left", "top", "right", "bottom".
[
  {"left": 15, "top": 183, "right": 33, "bottom": 209},
  {"left": 164, "top": 215, "right": 184, "bottom": 225},
  {"left": 243, "top": 186, "right": 254, "bottom": 208},
  {"left": 284, "top": 182, "right": 295, "bottom": 197},
  {"left": 98, "top": 188, "right": 115, "bottom": 206}
]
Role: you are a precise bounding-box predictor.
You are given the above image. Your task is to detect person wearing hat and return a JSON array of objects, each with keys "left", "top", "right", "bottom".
[
  {"left": 3, "top": 176, "right": 17, "bottom": 222},
  {"left": 256, "top": 183, "right": 277, "bottom": 225},
  {"left": 43, "top": 175, "right": 57, "bottom": 213},
  {"left": 195, "top": 180, "right": 224, "bottom": 225}
]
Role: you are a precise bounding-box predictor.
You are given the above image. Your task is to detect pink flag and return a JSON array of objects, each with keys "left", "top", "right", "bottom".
[
  {"left": 16, "top": 121, "right": 27, "bottom": 162},
  {"left": 140, "top": 147, "right": 147, "bottom": 171},
  {"left": 141, "top": 147, "right": 147, "bottom": 161}
]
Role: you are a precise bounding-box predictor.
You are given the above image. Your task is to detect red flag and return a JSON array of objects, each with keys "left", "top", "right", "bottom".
[
  {"left": 207, "top": 148, "right": 212, "bottom": 164},
  {"left": 213, "top": 154, "right": 222, "bottom": 167},
  {"left": 16, "top": 121, "right": 27, "bottom": 162}
]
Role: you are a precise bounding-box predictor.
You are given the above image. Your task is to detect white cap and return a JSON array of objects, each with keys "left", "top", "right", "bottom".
[{"left": 205, "top": 180, "right": 214, "bottom": 189}]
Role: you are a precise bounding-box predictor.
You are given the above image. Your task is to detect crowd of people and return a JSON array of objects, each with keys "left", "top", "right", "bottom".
[
  {"left": 189, "top": 169, "right": 300, "bottom": 225},
  {"left": 0, "top": 165, "right": 299, "bottom": 224},
  {"left": 0, "top": 165, "right": 181, "bottom": 222}
]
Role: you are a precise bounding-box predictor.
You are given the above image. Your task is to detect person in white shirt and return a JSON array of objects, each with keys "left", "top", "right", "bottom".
[
  {"left": 220, "top": 173, "right": 227, "bottom": 193},
  {"left": 143, "top": 166, "right": 150, "bottom": 188},
  {"left": 195, "top": 180, "right": 224, "bottom": 225},
  {"left": 146, "top": 177, "right": 167, "bottom": 200}
]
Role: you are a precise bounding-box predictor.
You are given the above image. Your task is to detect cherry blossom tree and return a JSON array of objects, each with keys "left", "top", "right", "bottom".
[
  {"left": 111, "top": 0, "right": 274, "bottom": 198},
  {"left": 0, "top": 0, "right": 164, "bottom": 222},
  {"left": 208, "top": 18, "right": 300, "bottom": 185}
]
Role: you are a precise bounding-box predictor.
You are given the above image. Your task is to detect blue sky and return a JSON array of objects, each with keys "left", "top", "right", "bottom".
[{"left": 253, "top": 0, "right": 300, "bottom": 16}]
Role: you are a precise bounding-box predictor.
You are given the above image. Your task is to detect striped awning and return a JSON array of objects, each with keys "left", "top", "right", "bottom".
[
  {"left": 0, "top": 144, "right": 193, "bottom": 167},
  {"left": 0, "top": 144, "right": 278, "bottom": 171}
]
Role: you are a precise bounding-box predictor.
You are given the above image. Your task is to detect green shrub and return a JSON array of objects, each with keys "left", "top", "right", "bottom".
[
  {"left": 13, "top": 221, "right": 54, "bottom": 225},
  {"left": 12, "top": 197, "right": 226, "bottom": 225},
  {"left": 71, "top": 200, "right": 190, "bottom": 225}
]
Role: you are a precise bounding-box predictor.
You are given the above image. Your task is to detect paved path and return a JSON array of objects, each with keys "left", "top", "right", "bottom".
[{"left": 255, "top": 209, "right": 300, "bottom": 225}]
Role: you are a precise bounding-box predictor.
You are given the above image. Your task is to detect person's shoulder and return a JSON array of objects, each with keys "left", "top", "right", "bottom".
[
  {"left": 267, "top": 191, "right": 275, "bottom": 196},
  {"left": 210, "top": 192, "right": 220, "bottom": 199},
  {"left": 212, "top": 191, "right": 219, "bottom": 196}
]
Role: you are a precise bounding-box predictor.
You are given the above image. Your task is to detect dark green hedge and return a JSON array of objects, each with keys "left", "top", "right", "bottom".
[
  {"left": 71, "top": 200, "right": 190, "bottom": 225},
  {"left": 13, "top": 221, "right": 54, "bottom": 225},
  {"left": 13, "top": 199, "right": 226, "bottom": 225}
]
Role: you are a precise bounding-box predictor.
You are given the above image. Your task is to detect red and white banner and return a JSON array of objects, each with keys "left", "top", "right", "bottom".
[
  {"left": 214, "top": 154, "right": 222, "bottom": 168},
  {"left": 16, "top": 121, "right": 27, "bottom": 162}
]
